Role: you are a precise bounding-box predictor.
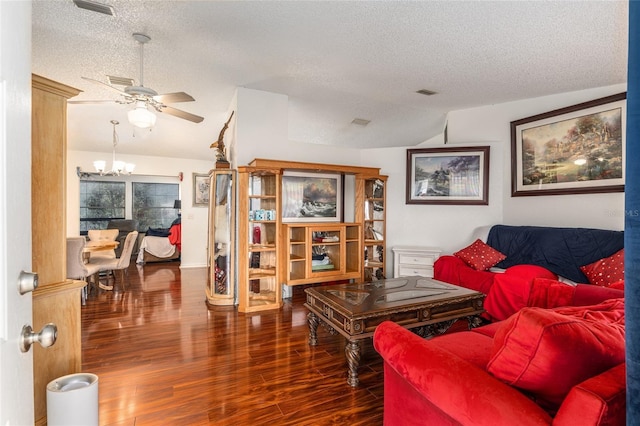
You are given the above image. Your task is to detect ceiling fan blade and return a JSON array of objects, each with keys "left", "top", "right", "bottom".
[
  {"left": 68, "top": 99, "right": 118, "bottom": 104},
  {"left": 153, "top": 92, "right": 195, "bottom": 104},
  {"left": 161, "top": 105, "right": 204, "bottom": 123},
  {"left": 81, "top": 76, "right": 129, "bottom": 96}
]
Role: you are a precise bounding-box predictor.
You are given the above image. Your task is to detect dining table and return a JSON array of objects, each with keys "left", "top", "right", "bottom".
[{"left": 83, "top": 240, "right": 119, "bottom": 262}]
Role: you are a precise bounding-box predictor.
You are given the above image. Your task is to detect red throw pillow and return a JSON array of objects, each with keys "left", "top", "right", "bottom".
[
  {"left": 454, "top": 239, "right": 506, "bottom": 271},
  {"left": 487, "top": 299, "right": 625, "bottom": 413},
  {"left": 580, "top": 249, "right": 624, "bottom": 287}
]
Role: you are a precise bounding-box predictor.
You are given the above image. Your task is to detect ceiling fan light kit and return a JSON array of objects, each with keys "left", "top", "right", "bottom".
[{"left": 128, "top": 101, "right": 157, "bottom": 129}]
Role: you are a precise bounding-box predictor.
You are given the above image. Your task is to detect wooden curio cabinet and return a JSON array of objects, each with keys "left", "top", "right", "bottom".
[{"left": 206, "top": 169, "right": 236, "bottom": 306}]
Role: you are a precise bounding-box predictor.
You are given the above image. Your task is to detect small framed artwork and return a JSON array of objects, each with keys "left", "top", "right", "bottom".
[
  {"left": 406, "top": 146, "right": 490, "bottom": 205},
  {"left": 281, "top": 171, "right": 342, "bottom": 222},
  {"left": 511, "top": 93, "right": 626, "bottom": 197},
  {"left": 193, "top": 173, "right": 210, "bottom": 207}
]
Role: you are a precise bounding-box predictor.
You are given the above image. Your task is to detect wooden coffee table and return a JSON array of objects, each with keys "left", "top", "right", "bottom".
[{"left": 304, "top": 276, "right": 485, "bottom": 387}]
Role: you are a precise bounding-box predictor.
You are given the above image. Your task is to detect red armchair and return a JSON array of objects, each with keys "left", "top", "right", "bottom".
[{"left": 373, "top": 299, "right": 626, "bottom": 426}]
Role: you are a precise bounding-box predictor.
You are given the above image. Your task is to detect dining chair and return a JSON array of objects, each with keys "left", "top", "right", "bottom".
[
  {"left": 66, "top": 237, "right": 101, "bottom": 304},
  {"left": 87, "top": 229, "right": 120, "bottom": 260},
  {"left": 92, "top": 231, "right": 139, "bottom": 291}
]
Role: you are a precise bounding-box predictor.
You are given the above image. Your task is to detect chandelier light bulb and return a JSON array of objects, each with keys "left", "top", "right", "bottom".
[{"left": 93, "top": 160, "right": 106, "bottom": 174}]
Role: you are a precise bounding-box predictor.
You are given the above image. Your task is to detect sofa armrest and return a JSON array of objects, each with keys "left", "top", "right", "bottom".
[
  {"left": 373, "top": 321, "right": 552, "bottom": 426},
  {"left": 434, "top": 255, "right": 496, "bottom": 294},
  {"left": 553, "top": 363, "right": 626, "bottom": 425}
]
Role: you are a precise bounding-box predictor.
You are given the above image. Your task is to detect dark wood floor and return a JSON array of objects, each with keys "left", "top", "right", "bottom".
[{"left": 81, "top": 262, "right": 384, "bottom": 425}]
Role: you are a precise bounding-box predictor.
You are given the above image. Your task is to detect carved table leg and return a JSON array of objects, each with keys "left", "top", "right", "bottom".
[
  {"left": 345, "top": 340, "right": 361, "bottom": 387},
  {"left": 467, "top": 315, "right": 483, "bottom": 330},
  {"left": 307, "top": 312, "right": 319, "bottom": 346}
]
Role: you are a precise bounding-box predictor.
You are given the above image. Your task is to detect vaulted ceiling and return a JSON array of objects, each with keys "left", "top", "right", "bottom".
[{"left": 32, "top": 0, "right": 628, "bottom": 161}]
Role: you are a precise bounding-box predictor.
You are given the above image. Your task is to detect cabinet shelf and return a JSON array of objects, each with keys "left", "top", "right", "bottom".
[
  {"left": 249, "top": 244, "right": 276, "bottom": 251},
  {"left": 282, "top": 222, "right": 362, "bottom": 286},
  {"left": 249, "top": 267, "right": 276, "bottom": 278}
]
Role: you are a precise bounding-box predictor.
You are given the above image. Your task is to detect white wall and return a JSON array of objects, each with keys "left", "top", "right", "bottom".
[
  {"left": 357, "top": 84, "right": 627, "bottom": 273},
  {"left": 233, "top": 88, "right": 362, "bottom": 167},
  {"left": 447, "top": 84, "right": 627, "bottom": 231},
  {"left": 67, "top": 150, "right": 214, "bottom": 268}
]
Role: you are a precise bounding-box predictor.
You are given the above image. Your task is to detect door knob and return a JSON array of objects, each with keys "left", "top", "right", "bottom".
[{"left": 19, "top": 323, "right": 57, "bottom": 353}]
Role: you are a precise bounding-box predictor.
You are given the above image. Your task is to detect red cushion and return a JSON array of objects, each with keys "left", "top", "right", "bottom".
[
  {"left": 504, "top": 264, "right": 557, "bottom": 281},
  {"left": 487, "top": 299, "right": 625, "bottom": 412},
  {"left": 454, "top": 239, "right": 506, "bottom": 271},
  {"left": 609, "top": 280, "right": 625, "bottom": 291},
  {"left": 580, "top": 249, "right": 624, "bottom": 287},
  {"left": 527, "top": 277, "right": 575, "bottom": 309},
  {"left": 483, "top": 267, "right": 557, "bottom": 321}
]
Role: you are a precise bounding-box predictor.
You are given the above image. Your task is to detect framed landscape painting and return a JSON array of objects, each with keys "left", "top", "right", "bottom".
[
  {"left": 281, "top": 171, "right": 342, "bottom": 222},
  {"left": 511, "top": 93, "right": 626, "bottom": 197},
  {"left": 406, "top": 146, "right": 490, "bottom": 205}
]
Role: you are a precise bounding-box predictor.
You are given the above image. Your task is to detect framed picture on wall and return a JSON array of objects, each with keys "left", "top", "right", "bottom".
[
  {"left": 511, "top": 93, "right": 626, "bottom": 197},
  {"left": 406, "top": 146, "right": 490, "bottom": 205},
  {"left": 281, "top": 171, "right": 342, "bottom": 222},
  {"left": 193, "top": 173, "right": 210, "bottom": 207}
]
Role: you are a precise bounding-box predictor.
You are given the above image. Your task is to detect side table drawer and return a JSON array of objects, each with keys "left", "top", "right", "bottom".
[
  {"left": 398, "top": 254, "right": 436, "bottom": 266},
  {"left": 392, "top": 246, "right": 442, "bottom": 279},
  {"left": 398, "top": 265, "right": 433, "bottom": 277}
]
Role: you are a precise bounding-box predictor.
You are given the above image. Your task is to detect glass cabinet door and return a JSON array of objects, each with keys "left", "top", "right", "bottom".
[
  {"left": 207, "top": 170, "right": 236, "bottom": 306},
  {"left": 363, "top": 177, "right": 386, "bottom": 282}
]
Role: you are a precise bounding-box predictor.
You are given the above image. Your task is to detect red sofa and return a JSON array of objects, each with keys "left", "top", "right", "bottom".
[
  {"left": 373, "top": 298, "right": 626, "bottom": 425},
  {"left": 434, "top": 225, "right": 625, "bottom": 321}
]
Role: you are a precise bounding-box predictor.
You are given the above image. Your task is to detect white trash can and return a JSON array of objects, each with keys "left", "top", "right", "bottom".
[{"left": 46, "top": 373, "right": 99, "bottom": 426}]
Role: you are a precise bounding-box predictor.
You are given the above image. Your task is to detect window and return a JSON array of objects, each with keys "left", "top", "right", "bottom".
[
  {"left": 133, "top": 182, "right": 180, "bottom": 231},
  {"left": 80, "top": 180, "right": 126, "bottom": 233}
]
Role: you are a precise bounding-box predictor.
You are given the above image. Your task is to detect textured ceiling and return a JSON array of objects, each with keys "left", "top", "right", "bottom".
[{"left": 32, "top": 0, "right": 628, "bottom": 161}]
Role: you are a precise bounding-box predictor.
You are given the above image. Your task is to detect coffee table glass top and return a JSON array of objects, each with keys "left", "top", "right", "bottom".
[{"left": 306, "top": 276, "right": 481, "bottom": 314}]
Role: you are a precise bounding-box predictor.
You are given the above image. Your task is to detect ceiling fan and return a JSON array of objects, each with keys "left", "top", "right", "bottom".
[{"left": 69, "top": 33, "right": 204, "bottom": 127}]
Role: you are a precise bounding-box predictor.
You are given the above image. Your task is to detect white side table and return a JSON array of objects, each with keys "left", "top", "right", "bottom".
[{"left": 392, "top": 246, "right": 442, "bottom": 278}]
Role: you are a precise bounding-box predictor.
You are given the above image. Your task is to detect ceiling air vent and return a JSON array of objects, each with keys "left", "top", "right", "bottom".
[
  {"left": 351, "top": 118, "right": 371, "bottom": 126},
  {"left": 416, "top": 89, "right": 438, "bottom": 96},
  {"left": 73, "top": 0, "right": 115, "bottom": 16}
]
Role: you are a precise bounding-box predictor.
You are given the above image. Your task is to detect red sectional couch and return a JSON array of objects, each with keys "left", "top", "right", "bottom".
[
  {"left": 433, "top": 225, "right": 625, "bottom": 321},
  {"left": 373, "top": 298, "right": 626, "bottom": 425}
]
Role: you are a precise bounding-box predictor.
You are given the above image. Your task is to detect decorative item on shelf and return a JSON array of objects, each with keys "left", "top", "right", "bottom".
[
  {"left": 93, "top": 120, "right": 135, "bottom": 176},
  {"left": 210, "top": 111, "right": 234, "bottom": 168}
]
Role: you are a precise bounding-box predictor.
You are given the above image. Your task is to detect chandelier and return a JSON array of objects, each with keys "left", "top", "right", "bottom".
[{"left": 93, "top": 120, "right": 135, "bottom": 175}]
